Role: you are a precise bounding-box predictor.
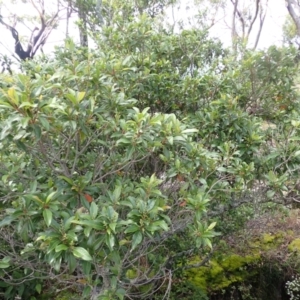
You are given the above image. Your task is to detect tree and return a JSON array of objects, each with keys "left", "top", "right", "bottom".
[
  {"left": 185, "top": 0, "right": 269, "bottom": 51},
  {"left": 63, "top": 0, "right": 177, "bottom": 48},
  {"left": 286, "top": 0, "right": 300, "bottom": 36},
  {"left": 0, "top": 0, "right": 64, "bottom": 61},
  {"left": 229, "top": 0, "right": 269, "bottom": 50},
  {"left": 282, "top": 14, "right": 297, "bottom": 44},
  {"left": 0, "top": 18, "right": 224, "bottom": 299},
  {"left": 285, "top": 0, "right": 300, "bottom": 47}
]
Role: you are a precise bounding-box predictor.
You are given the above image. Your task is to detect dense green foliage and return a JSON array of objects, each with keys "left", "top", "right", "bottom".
[{"left": 1, "top": 4, "right": 300, "bottom": 300}]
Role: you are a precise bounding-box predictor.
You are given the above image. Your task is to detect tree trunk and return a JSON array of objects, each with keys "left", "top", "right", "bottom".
[
  {"left": 77, "top": 0, "right": 88, "bottom": 47},
  {"left": 286, "top": 0, "right": 300, "bottom": 36}
]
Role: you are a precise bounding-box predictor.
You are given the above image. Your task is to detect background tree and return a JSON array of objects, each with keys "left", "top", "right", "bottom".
[
  {"left": 0, "top": 0, "right": 65, "bottom": 60},
  {"left": 286, "top": 0, "right": 300, "bottom": 36},
  {"left": 62, "top": 0, "right": 178, "bottom": 48},
  {"left": 178, "top": 0, "right": 271, "bottom": 51},
  {"left": 285, "top": 0, "right": 300, "bottom": 48},
  {"left": 229, "top": 0, "right": 269, "bottom": 50}
]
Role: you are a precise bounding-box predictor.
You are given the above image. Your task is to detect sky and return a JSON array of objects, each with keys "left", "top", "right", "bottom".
[
  {"left": 0, "top": 0, "right": 291, "bottom": 61},
  {"left": 165, "top": 0, "right": 287, "bottom": 49}
]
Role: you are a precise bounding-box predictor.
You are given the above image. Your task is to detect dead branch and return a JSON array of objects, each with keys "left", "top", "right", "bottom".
[{"left": 0, "top": 1, "right": 61, "bottom": 60}]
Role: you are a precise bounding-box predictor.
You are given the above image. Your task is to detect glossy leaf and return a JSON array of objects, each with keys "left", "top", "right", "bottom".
[
  {"left": 43, "top": 209, "right": 52, "bottom": 227},
  {"left": 72, "top": 247, "right": 92, "bottom": 261}
]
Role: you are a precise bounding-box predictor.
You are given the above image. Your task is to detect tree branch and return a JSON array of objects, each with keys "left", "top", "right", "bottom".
[
  {"left": 253, "top": 0, "right": 268, "bottom": 49},
  {"left": 0, "top": 1, "right": 60, "bottom": 60},
  {"left": 231, "top": 0, "right": 239, "bottom": 45},
  {"left": 247, "top": 0, "right": 260, "bottom": 38},
  {"left": 286, "top": 0, "right": 300, "bottom": 36}
]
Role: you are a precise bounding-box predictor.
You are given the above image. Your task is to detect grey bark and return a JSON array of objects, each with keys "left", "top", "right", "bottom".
[
  {"left": 286, "top": 0, "right": 300, "bottom": 36},
  {"left": 76, "top": 0, "right": 88, "bottom": 47}
]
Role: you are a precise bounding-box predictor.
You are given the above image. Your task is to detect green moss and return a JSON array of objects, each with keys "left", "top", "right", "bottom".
[
  {"left": 220, "top": 254, "right": 246, "bottom": 271},
  {"left": 209, "top": 260, "right": 224, "bottom": 277},
  {"left": 247, "top": 240, "right": 260, "bottom": 250},
  {"left": 184, "top": 226, "right": 300, "bottom": 297},
  {"left": 180, "top": 211, "right": 300, "bottom": 298},
  {"left": 288, "top": 238, "right": 300, "bottom": 252},
  {"left": 185, "top": 252, "right": 260, "bottom": 293},
  {"left": 261, "top": 233, "right": 276, "bottom": 243},
  {"left": 185, "top": 263, "right": 207, "bottom": 290}
]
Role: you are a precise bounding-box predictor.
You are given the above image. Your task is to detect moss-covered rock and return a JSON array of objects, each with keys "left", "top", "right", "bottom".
[
  {"left": 185, "top": 252, "right": 260, "bottom": 293},
  {"left": 184, "top": 211, "right": 300, "bottom": 296}
]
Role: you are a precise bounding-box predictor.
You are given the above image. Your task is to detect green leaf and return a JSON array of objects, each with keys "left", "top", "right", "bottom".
[
  {"left": 267, "top": 190, "right": 275, "bottom": 199},
  {"left": 43, "top": 209, "right": 52, "bottom": 227},
  {"left": 116, "top": 288, "right": 126, "bottom": 300},
  {"left": 64, "top": 216, "right": 75, "bottom": 231},
  {"left": 67, "top": 253, "right": 77, "bottom": 273},
  {"left": 155, "top": 220, "right": 169, "bottom": 231},
  {"left": 58, "top": 176, "right": 73, "bottom": 186},
  {"left": 19, "top": 102, "right": 36, "bottom": 108},
  {"left": 131, "top": 231, "right": 143, "bottom": 251},
  {"left": 15, "top": 140, "right": 27, "bottom": 151},
  {"left": 108, "top": 222, "right": 117, "bottom": 233},
  {"left": 203, "top": 238, "right": 213, "bottom": 249},
  {"left": 7, "top": 87, "right": 18, "bottom": 105},
  {"left": 0, "top": 216, "right": 18, "bottom": 227},
  {"left": 35, "top": 284, "right": 42, "bottom": 294},
  {"left": 84, "top": 226, "right": 92, "bottom": 237},
  {"left": 38, "top": 116, "right": 50, "bottom": 130},
  {"left": 89, "top": 202, "right": 98, "bottom": 219},
  {"left": 72, "top": 219, "right": 104, "bottom": 230},
  {"left": 82, "top": 260, "right": 92, "bottom": 276},
  {"left": 46, "top": 192, "right": 56, "bottom": 203},
  {"left": 65, "top": 92, "right": 78, "bottom": 105},
  {"left": 52, "top": 257, "right": 62, "bottom": 272},
  {"left": 82, "top": 286, "right": 92, "bottom": 298},
  {"left": 117, "top": 138, "right": 131, "bottom": 145},
  {"left": 113, "top": 185, "right": 122, "bottom": 202},
  {"left": 182, "top": 128, "right": 198, "bottom": 134},
  {"left": 173, "top": 136, "right": 186, "bottom": 142},
  {"left": 167, "top": 136, "right": 173, "bottom": 145},
  {"left": 207, "top": 222, "right": 217, "bottom": 230},
  {"left": 0, "top": 262, "right": 10, "bottom": 269},
  {"left": 55, "top": 244, "right": 68, "bottom": 252},
  {"left": 30, "top": 180, "right": 37, "bottom": 193},
  {"left": 106, "top": 233, "right": 115, "bottom": 250},
  {"left": 32, "top": 124, "right": 42, "bottom": 139},
  {"left": 125, "top": 224, "right": 139, "bottom": 234},
  {"left": 72, "top": 247, "right": 92, "bottom": 261},
  {"left": 77, "top": 91, "right": 85, "bottom": 102},
  {"left": 0, "top": 257, "right": 10, "bottom": 269}
]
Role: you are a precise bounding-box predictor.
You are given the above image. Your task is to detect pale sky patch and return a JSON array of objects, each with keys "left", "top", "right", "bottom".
[
  {"left": 0, "top": 0, "right": 291, "bottom": 62},
  {"left": 165, "top": 0, "right": 287, "bottom": 49}
]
